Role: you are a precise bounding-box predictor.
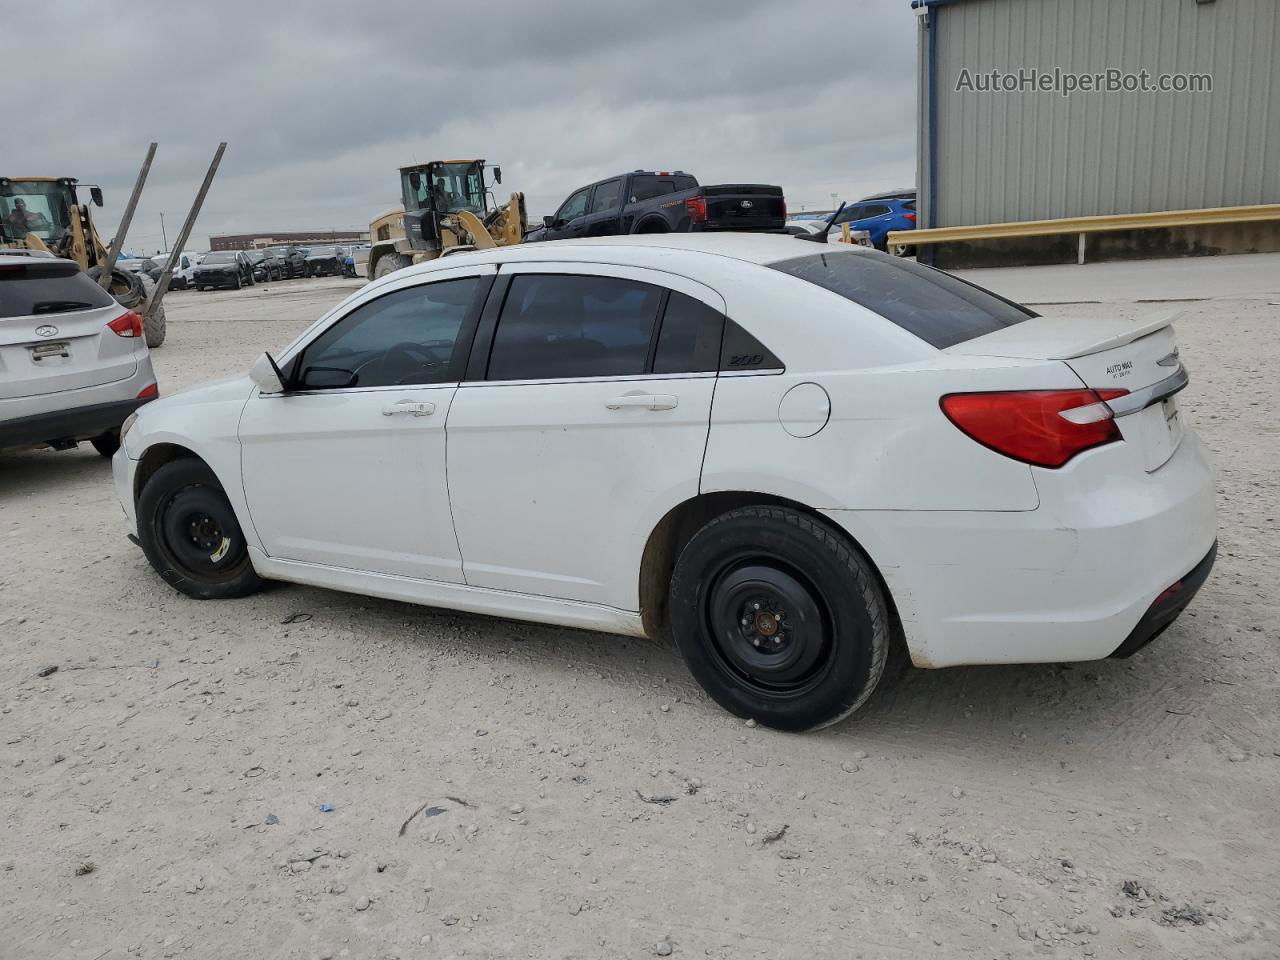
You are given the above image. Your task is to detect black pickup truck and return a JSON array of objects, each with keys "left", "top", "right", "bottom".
[{"left": 525, "top": 170, "right": 786, "bottom": 242}]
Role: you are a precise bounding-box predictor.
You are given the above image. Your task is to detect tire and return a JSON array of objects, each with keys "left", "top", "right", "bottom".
[
  {"left": 87, "top": 265, "right": 146, "bottom": 309},
  {"left": 135, "top": 274, "right": 167, "bottom": 347},
  {"left": 668, "top": 506, "right": 890, "bottom": 731},
  {"left": 137, "top": 459, "right": 264, "bottom": 600},
  {"left": 372, "top": 252, "right": 411, "bottom": 279},
  {"left": 90, "top": 430, "right": 120, "bottom": 458},
  {"left": 233, "top": 274, "right": 242, "bottom": 290}
]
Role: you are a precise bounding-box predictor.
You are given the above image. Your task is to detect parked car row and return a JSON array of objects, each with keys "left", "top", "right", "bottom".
[
  {"left": 181, "top": 244, "right": 366, "bottom": 291},
  {"left": 785, "top": 189, "right": 917, "bottom": 251}
]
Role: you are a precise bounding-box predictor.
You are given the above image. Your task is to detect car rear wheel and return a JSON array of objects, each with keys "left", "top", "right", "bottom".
[
  {"left": 668, "top": 506, "right": 890, "bottom": 731},
  {"left": 137, "top": 459, "right": 264, "bottom": 600},
  {"left": 90, "top": 430, "right": 120, "bottom": 458},
  {"left": 373, "top": 253, "right": 411, "bottom": 279}
]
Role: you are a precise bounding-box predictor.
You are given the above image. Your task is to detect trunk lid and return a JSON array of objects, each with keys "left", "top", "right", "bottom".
[{"left": 948, "top": 313, "right": 1187, "bottom": 471}]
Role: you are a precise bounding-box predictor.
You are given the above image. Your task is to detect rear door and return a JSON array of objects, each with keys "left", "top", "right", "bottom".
[
  {"left": 0, "top": 261, "right": 138, "bottom": 401},
  {"left": 582, "top": 178, "right": 623, "bottom": 237},
  {"left": 445, "top": 264, "right": 724, "bottom": 610}
]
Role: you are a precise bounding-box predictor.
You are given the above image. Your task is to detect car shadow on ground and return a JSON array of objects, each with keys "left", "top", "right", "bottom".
[
  {"left": 255, "top": 580, "right": 1216, "bottom": 756},
  {"left": 0, "top": 447, "right": 110, "bottom": 497}
]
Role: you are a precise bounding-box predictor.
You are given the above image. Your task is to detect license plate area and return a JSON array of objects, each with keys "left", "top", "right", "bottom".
[
  {"left": 1130, "top": 396, "right": 1183, "bottom": 472},
  {"left": 30, "top": 341, "right": 71, "bottom": 360}
]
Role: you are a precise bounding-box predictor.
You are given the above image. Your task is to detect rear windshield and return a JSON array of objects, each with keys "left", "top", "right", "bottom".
[
  {"left": 0, "top": 262, "right": 116, "bottom": 318},
  {"left": 768, "top": 251, "right": 1035, "bottom": 349}
]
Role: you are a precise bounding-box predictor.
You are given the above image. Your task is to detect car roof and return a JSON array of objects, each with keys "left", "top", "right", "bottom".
[
  {"left": 0, "top": 252, "right": 78, "bottom": 268},
  {"left": 395, "top": 234, "right": 865, "bottom": 284}
]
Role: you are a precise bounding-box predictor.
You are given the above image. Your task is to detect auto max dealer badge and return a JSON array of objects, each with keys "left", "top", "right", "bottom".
[{"left": 35, "top": 324, "right": 59, "bottom": 338}]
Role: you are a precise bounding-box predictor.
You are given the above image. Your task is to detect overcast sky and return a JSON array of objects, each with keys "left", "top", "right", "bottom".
[{"left": 8, "top": 1, "right": 917, "bottom": 253}]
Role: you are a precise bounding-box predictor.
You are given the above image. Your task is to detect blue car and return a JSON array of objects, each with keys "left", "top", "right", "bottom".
[{"left": 829, "top": 195, "right": 916, "bottom": 250}]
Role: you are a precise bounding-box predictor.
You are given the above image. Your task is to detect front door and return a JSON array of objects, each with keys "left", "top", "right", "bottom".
[
  {"left": 239, "top": 267, "right": 492, "bottom": 582},
  {"left": 446, "top": 265, "right": 725, "bottom": 610}
]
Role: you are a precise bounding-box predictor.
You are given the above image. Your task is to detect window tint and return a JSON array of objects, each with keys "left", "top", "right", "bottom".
[
  {"left": 589, "top": 179, "right": 621, "bottom": 214},
  {"left": 557, "top": 188, "right": 590, "bottom": 222},
  {"left": 653, "top": 292, "right": 722, "bottom": 374},
  {"left": 768, "top": 251, "right": 1034, "bottom": 350},
  {"left": 295, "top": 277, "right": 479, "bottom": 389},
  {"left": 488, "top": 274, "right": 662, "bottom": 381},
  {"left": 629, "top": 175, "right": 678, "bottom": 202},
  {"left": 0, "top": 262, "right": 116, "bottom": 318},
  {"left": 674, "top": 175, "right": 698, "bottom": 192}
]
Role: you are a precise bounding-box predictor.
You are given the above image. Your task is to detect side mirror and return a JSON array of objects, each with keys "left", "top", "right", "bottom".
[
  {"left": 492, "top": 166, "right": 502, "bottom": 185},
  {"left": 543, "top": 215, "right": 555, "bottom": 229},
  {"left": 90, "top": 187, "right": 104, "bottom": 207},
  {"left": 249, "top": 352, "right": 285, "bottom": 394}
]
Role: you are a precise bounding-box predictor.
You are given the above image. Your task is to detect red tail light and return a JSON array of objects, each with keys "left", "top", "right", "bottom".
[
  {"left": 107, "top": 310, "right": 144, "bottom": 338},
  {"left": 136, "top": 382, "right": 159, "bottom": 400},
  {"left": 781, "top": 199, "right": 787, "bottom": 221},
  {"left": 904, "top": 212, "right": 917, "bottom": 223},
  {"left": 686, "top": 196, "right": 708, "bottom": 224},
  {"left": 940, "top": 388, "right": 1129, "bottom": 468}
]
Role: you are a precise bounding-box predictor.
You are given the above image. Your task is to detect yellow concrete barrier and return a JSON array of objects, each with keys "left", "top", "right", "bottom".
[{"left": 889, "top": 203, "right": 1280, "bottom": 263}]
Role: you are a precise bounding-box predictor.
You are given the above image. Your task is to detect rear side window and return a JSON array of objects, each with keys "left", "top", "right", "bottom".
[
  {"left": 768, "top": 251, "right": 1034, "bottom": 349},
  {"left": 589, "top": 179, "right": 621, "bottom": 214},
  {"left": 488, "top": 274, "right": 662, "bottom": 380},
  {"left": 0, "top": 262, "right": 115, "bottom": 318},
  {"left": 652, "top": 292, "right": 722, "bottom": 374},
  {"left": 629, "top": 176, "right": 678, "bottom": 203}
]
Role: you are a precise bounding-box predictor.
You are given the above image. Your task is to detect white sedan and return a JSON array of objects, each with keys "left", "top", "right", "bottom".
[{"left": 113, "top": 235, "right": 1216, "bottom": 731}]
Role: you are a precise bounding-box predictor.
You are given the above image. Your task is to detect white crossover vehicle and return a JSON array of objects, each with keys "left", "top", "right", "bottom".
[
  {"left": 2, "top": 255, "right": 158, "bottom": 456},
  {"left": 112, "top": 235, "right": 1216, "bottom": 730}
]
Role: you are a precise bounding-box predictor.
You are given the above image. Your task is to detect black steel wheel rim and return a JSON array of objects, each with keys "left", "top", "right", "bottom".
[
  {"left": 158, "top": 487, "right": 241, "bottom": 580},
  {"left": 703, "top": 557, "right": 835, "bottom": 696}
]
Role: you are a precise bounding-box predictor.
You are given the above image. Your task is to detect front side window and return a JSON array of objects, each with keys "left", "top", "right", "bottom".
[
  {"left": 487, "top": 274, "right": 662, "bottom": 381},
  {"left": 589, "top": 179, "right": 621, "bottom": 214},
  {"left": 557, "top": 188, "right": 590, "bottom": 223},
  {"left": 293, "top": 277, "right": 480, "bottom": 389}
]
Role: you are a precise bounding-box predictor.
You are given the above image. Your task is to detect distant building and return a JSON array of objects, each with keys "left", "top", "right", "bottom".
[{"left": 208, "top": 229, "right": 370, "bottom": 251}]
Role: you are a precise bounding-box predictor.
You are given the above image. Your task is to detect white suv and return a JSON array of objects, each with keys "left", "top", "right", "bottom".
[
  {"left": 1, "top": 254, "right": 158, "bottom": 457},
  {"left": 113, "top": 235, "right": 1215, "bottom": 730}
]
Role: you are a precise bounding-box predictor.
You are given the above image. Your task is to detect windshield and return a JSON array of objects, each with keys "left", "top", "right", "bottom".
[
  {"left": 0, "top": 181, "right": 74, "bottom": 246},
  {"left": 308, "top": 246, "right": 336, "bottom": 256},
  {"left": 203, "top": 251, "right": 237, "bottom": 264},
  {"left": 403, "top": 163, "right": 485, "bottom": 216}
]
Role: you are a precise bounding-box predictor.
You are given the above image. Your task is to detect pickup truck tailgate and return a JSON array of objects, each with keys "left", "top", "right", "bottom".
[{"left": 702, "top": 184, "right": 786, "bottom": 230}]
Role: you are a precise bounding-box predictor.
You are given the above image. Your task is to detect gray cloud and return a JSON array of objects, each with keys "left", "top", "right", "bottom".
[{"left": 6, "top": 0, "right": 916, "bottom": 252}]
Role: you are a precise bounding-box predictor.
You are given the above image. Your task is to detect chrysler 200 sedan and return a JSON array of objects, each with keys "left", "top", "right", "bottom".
[{"left": 111, "top": 235, "right": 1215, "bottom": 731}]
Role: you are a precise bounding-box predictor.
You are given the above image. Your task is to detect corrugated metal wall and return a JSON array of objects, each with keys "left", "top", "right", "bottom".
[{"left": 920, "top": 0, "right": 1280, "bottom": 228}]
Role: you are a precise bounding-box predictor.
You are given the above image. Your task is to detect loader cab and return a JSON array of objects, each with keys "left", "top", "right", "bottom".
[
  {"left": 400, "top": 160, "right": 489, "bottom": 253},
  {"left": 0, "top": 178, "right": 79, "bottom": 247}
]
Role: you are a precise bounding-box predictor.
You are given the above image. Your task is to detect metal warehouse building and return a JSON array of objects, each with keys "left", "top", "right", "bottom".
[{"left": 913, "top": 0, "right": 1280, "bottom": 265}]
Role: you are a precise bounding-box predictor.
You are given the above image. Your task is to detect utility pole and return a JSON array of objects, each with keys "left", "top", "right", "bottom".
[{"left": 160, "top": 212, "right": 168, "bottom": 252}]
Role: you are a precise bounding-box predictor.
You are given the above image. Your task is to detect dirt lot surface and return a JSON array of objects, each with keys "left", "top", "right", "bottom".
[{"left": 3, "top": 268, "right": 1278, "bottom": 960}]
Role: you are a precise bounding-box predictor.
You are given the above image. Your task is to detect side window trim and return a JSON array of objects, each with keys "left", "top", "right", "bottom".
[{"left": 283, "top": 273, "right": 493, "bottom": 393}]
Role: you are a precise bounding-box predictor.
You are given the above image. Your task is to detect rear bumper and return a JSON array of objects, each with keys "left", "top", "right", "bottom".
[
  {"left": 821, "top": 430, "right": 1217, "bottom": 668},
  {"left": 1109, "top": 541, "right": 1216, "bottom": 658},
  {"left": 0, "top": 396, "right": 151, "bottom": 449}
]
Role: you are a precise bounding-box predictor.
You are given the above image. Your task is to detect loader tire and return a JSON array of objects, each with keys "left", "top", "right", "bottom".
[
  {"left": 135, "top": 275, "right": 168, "bottom": 348},
  {"left": 373, "top": 252, "right": 411, "bottom": 280},
  {"left": 88, "top": 265, "right": 146, "bottom": 310}
]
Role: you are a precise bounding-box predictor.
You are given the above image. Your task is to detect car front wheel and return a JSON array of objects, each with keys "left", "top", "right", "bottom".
[
  {"left": 137, "top": 459, "right": 264, "bottom": 600},
  {"left": 668, "top": 506, "right": 891, "bottom": 731}
]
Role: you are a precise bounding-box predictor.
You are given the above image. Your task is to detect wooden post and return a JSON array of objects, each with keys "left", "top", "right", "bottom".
[
  {"left": 1077, "top": 232, "right": 1087, "bottom": 265},
  {"left": 146, "top": 143, "right": 226, "bottom": 318},
  {"left": 96, "top": 142, "right": 157, "bottom": 289}
]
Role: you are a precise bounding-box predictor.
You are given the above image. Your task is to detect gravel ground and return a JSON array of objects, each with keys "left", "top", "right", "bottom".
[{"left": 2, "top": 270, "right": 1278, "bottom": 960}]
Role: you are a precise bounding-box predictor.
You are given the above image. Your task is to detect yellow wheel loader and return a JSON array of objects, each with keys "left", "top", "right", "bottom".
[
  {"left": 366, "top": 159, "right": 526, "bottom": 280},
  {"left": 0, "top": 176, "right": 166, "bottom": 347}
]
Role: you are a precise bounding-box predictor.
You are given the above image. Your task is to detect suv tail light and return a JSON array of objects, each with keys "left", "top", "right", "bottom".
[
  {"left": 107, "top": 310, "right": 144, "bottom": 338},
  {"left": 904, "top": 212, "right": 917, "bottom": 223},
  {"left": 780, "top": 199, "right": 787, "bottom": 221},
  {"left": 686, "top": 196, "right": 708, "bottom": 224},
  {"left": 136, "top": 382, "right": 159, "bottom": 400},
  {"left": 940, "top": 388, "right": 1129, "bottom": 468}
]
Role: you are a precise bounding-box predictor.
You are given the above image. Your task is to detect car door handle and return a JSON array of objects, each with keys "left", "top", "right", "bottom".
[
  {"left": 605, "top": 393, "right": 678, "bottom": 411},
  {"left": 382, "top": 400, "right": 435, "bottom": 417}
]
